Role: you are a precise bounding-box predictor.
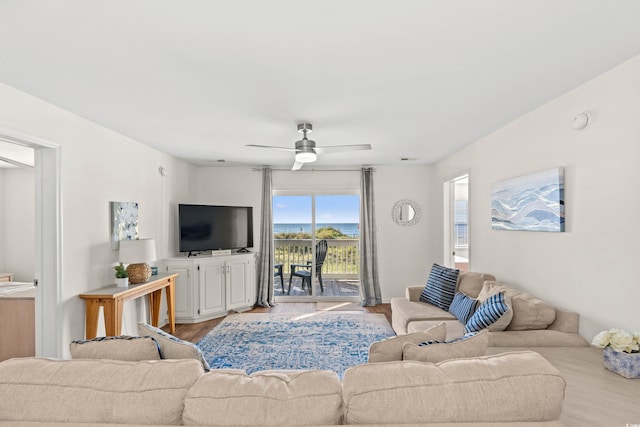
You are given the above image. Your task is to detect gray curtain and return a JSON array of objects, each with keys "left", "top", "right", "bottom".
[
  {"left": 256, "top": 168, "right": 275, "bottom": 307},
  {"left": 360, "top": 167, "right": 382, "bottom": 306}
]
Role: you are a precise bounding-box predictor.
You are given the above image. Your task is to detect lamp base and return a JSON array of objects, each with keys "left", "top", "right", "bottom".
[{"left": 127, "top": 263, "right": 151, "bottom": 284}]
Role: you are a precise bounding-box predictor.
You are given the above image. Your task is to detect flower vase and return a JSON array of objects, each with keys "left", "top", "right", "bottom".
[
  {"left": 115, "top": 277, "right": 129, "bottom": 288},
  {"left": 603, "top": 346, "right": 640, "bottom": 379}
]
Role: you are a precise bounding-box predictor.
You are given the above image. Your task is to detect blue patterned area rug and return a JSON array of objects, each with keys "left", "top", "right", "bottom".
[{"left": 197, "top": 312, "right": 395, "bottom": 378}]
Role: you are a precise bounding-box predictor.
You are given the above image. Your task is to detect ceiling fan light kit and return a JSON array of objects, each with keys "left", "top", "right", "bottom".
[
  {"left": 245, "top": 122, "right": 372, "bottom": 170},
  {"left": 295, "top": 151, "right": 317, "bottom": 163}
]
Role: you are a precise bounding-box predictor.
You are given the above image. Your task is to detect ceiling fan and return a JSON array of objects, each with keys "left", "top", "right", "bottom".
[{"left": 246, "top": 123, "right": 372, "bottom": 170}]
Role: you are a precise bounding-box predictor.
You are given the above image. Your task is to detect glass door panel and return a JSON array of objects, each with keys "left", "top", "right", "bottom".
[
  {"left": 452, "top": 176, "right": 469, "bottom": 271},
  {"left": 313, "top": 195, "right": 361, "bottom": 300},
  {"left": 273, "top": 195, "right": 313, "bottom": 297}
]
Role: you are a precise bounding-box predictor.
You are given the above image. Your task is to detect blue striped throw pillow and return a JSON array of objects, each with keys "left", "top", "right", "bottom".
[
  {"left": 419, "top": 264, "right": 460, "bottom": 311},
  {"left": 465, "top": 291, "right": 512, "bottom": 333},
  {"left": 448, "top": 292, "right": 478, "bottom": 324}
]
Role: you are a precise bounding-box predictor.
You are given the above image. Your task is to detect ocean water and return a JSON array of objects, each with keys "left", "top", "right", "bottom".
[{"left": 274, "top": 223, "right": 359, "bottom": 238}]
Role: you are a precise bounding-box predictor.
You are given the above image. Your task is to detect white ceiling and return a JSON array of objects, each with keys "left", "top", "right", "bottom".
[{"left": 1, "top": 1, "right": 640, "bottom": 169}]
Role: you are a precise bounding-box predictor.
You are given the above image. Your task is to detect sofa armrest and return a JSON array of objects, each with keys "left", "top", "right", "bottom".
[
  {"left": 405, "top": 285, "right": 424, "bottom": 302},
  {"left": 547, "top": 309, "right": 579, "bottom": 333}
]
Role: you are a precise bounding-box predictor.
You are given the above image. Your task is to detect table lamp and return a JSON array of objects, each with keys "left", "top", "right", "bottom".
[{"left": 119, "top": 238, "right": 156, "bottom": 284}]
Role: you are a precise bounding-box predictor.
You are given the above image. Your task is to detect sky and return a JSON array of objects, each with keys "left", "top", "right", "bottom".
[{"left": 273, "top": 195, "right": 360, "bottom": 223}]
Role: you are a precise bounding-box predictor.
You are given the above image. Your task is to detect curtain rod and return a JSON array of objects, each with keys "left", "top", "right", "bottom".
[{"left": 252, "top": 167, "right": 375, "bottom": 172}]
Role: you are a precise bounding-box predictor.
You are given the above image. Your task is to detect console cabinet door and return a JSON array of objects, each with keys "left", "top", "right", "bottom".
[
  {"left": 165, "top": 262, "right": 194, "bottom": 320},
  {"left": 226, "top": 256, "right": 256, "bottom": 311},
  {"left": 199, "top": 261, "right": 226, "bottom": 317}
]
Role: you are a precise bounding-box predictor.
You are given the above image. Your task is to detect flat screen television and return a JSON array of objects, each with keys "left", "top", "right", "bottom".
[{"left": 179, "top": 204, "right": 254, "bottom": 254}]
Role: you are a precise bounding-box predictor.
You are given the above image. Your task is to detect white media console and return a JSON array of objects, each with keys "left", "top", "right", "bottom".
[{"left": 162, "top": 252, "right": 256, "bottom": 323}]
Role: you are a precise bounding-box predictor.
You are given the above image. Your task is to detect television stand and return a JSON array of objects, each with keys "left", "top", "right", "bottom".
[{"left": 187, "top": 251, "right": 205, "bottom": 258}]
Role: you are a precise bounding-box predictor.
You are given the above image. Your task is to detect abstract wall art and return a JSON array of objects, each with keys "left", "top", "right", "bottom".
[
  {"left": 491, "top": 168, "right": 564, "bottom": 232},
  {"left": 111, "top": 201, "right": 139, "bottom": 249}
]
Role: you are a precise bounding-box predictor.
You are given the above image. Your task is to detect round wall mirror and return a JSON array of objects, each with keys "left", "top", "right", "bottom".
[{"left": 392, "top": 199, "right": 421, "bottom": 226}]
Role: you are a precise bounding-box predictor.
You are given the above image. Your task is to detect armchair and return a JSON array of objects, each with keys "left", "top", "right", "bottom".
[{"left": 288, "top": 240, "right": 328, "bottom": 295}]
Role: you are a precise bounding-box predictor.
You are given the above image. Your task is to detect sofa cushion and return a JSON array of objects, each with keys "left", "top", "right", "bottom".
[
  {"left": 419, "top": 264, "right": 460, "bottom": 311},
  {"left": 478, "top": 281, "right": 557, "bottom": 331},
  {"left": 342, "top": 351, "right": 566, "bottom": 424},
  {"left": 391, "top": 297, "right": 457, "bottom": 335},
  {"left": 0, "top": 358, "right": 203, "bottom": 425},
  {"left": 182, "top": 369, "right": 343, "bottom": 426},
  {"left": 407, "top": 319, "right": 467, "bottom": 341},
  {"left": 465, "top": 291, "right": 513, "bottom": 332},
  {"left": 456, "top": 271, "right": 496, "bottom": 298},
  {"left": 369, "top": 322, "right": 446, "bottom": 363},
  {"left": 138, "top": 322, "right": 210, "bottom": 371},
  {"left": 402, "top": 330, "right": 488, "bottom": 363},
  {"left": 69, "top": 336, "right": 161, "bottom": 361},
  {"left": 448, "top": 291, "right": 478, "bottom": 324}
]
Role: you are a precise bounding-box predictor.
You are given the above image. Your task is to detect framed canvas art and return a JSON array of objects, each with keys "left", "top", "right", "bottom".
[
  {"left": 491, "top": 168, "right": 564, "bottom": 232},
  {"left": 111, "top": 201, "right": 139, "bottom": 249}
]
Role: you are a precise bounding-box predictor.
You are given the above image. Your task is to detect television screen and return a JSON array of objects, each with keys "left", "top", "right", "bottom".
[{"left": 179, "top": 204, "right": 253, "bottom": 253}]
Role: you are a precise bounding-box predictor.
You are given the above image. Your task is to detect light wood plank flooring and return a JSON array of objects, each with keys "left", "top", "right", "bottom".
[
  {"left": 273, "top": 278, "right": 360, "bottom": 297},
  {"left": 162, "top": 302, "right": 391, "bottom": 343}
]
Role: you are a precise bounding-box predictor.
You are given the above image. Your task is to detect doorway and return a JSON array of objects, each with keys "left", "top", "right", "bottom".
[
  {"left": 272, "top": 193, "right": 361, "bottom": 302},
  {"left": 445, "top": 174, "right": 469, "bottom": 271},
  {"left": 0, "top": 127, "right": 62, "bottom": 358}
]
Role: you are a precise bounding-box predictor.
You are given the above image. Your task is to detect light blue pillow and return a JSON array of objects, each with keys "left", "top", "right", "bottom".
[
  {"left": 419, "top": 264, "right": 460, "bottom": 311},
  {"left": 448, "top": 292, "right": 478, "bottom": 324},
  {"left": 465, "top": 291, "right": 512, "bottom": 333}
]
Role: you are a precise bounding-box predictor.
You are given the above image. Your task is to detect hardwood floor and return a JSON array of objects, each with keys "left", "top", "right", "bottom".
[
  {"left": 273, "top": 278, "right": 360, "bottom": 298},
  {"left": 163, "top": 302, "right": 392, "bottom": 343}
]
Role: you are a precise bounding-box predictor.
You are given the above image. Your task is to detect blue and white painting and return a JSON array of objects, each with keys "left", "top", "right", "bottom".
[
  {"left": 491, "top": 168, "right": 564, "bottom": 232},
  {"left": 111, "top": 201, "right": 139, "bottom": 249}
]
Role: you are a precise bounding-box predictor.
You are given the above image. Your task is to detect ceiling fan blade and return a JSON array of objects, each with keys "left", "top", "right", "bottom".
[
  {"left": 315, "top": 144, "right": 372, "bottom": 154},
  {"left": 246, "top": 144, "right": 296, "bottom": 152},
  {"left": 292, "top": 160, "right": 304, "bottom": 171}
]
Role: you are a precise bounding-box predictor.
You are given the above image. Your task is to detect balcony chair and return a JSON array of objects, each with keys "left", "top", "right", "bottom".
[
  {"left": 274, "top": 263, "right": 285, "bottom": 293},
  {"left": 288, "top": 239, "right": 328, "bottom": 295}
]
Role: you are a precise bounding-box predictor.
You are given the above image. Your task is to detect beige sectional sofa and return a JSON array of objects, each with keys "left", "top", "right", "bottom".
[
  {"left": 0, "top": 351, "right": 567, "bottom": 426},
  {"left": 391, "top": 271, "right": 588, "bottom": 347}
]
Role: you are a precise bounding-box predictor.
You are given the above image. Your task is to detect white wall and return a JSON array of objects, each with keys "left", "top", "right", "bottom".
[
  {"left": 430, "top": 55, "right": 640, "bottom": 340},
  {"left": 373, "top": 166, "right": 434, "bottom": 300},
  {"left": 0, "top": 169, "right": 4, "bottom": 271},
  {"left": 1, "top": 167, "right": 35, "bottom": 282},
  {"left": 0, "top": 83, "right": 195, "bottom": 356}
]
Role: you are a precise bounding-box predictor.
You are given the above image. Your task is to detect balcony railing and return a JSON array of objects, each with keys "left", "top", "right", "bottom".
[{"left": 274, "top": 239, "right": 360, "bottom": 279}]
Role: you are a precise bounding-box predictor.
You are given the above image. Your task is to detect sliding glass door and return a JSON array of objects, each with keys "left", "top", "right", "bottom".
[{"left": 273, "top": 193, "right": 361, "bottom": 301}]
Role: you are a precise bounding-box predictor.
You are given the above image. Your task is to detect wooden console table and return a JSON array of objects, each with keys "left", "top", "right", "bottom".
[{"left": 79, "top": 273, "right": 177, "bottom": 339}]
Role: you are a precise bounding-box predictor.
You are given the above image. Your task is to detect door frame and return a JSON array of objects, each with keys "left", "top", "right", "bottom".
[
  {"left": 272, "top": 190, "right": 361, "bottom": 303},
  {"left": 443, "top": 173, "right": 470, "bottom": 270},
  {"left": 0, "top": 126, "right": 62, "bottom": 357}
]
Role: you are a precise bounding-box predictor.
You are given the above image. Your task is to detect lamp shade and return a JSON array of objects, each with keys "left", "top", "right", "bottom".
[{"left": 119, "top": 238, "right": 156, "bottom": 264}]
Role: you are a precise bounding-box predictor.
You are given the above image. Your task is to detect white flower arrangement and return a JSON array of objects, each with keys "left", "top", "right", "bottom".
[{"left": 591, "top": 328, "right": 640, "bottom": 354}]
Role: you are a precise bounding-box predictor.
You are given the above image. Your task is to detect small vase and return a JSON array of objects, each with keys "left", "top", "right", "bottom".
[
  {"left": 603, "top": 346, "right": 640, "bottom": 379},
  {"left": 115, "top": 277, "right": 129, "bottom": 288}
]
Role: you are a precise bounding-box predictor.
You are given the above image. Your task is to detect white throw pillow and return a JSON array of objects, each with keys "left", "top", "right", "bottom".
[
  {"left": 401, "top": 329, "right": 488, "bottom": 363},
  {"left": 368, "top": 322, "right": 447, "bottom": 363},
  {"left": 138, "top": 323, "right": 210, "bottom": 371},
  {"left": 69, "top": 335, "right": 161, "bottom": 361}
]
